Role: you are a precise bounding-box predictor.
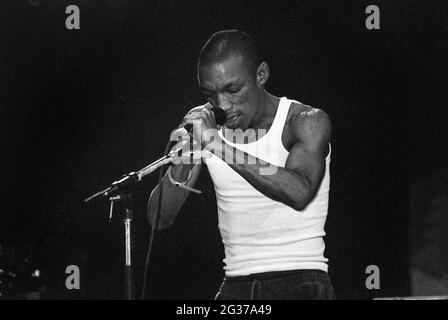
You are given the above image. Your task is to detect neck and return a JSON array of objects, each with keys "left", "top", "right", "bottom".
[{"left": 249, "top": 91, "right": 278, "bottom": 130}]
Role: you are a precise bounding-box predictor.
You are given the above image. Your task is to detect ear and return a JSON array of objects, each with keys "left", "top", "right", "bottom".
[{"left": 256, "top": 61, "right": 269, "bottom": 87}]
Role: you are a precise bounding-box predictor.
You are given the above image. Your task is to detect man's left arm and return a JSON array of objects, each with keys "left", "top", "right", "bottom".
[{"left": 206, "top": 109, "right": 331, "bottom": 211}]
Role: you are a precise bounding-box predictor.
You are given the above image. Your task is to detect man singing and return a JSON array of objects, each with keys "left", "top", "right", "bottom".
[{"left": 148, "top": 30, "right": 334, "bottom": 300}]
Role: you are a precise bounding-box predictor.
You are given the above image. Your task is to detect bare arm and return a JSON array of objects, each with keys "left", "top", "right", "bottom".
[
  {"left": 147, "top": 105, "right": 211, "bottom": 230},
  {"left": 147, "top": 162, "right": 202, "bottom": 230},
  {"left": 205, "top": 108, "right": 331, "bottom": 211}
]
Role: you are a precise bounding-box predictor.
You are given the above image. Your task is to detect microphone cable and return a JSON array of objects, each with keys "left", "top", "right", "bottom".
[
  {"left": 139, "top": 107, "right": 225, "bottom": 299},
  {"left": 140, "top": 137, "right": 172, "bottom": 300}
]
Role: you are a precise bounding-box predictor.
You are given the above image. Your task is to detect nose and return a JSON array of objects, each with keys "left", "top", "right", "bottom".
[{"left": 217, "top": 94, "right": 232, "bottom": 112}]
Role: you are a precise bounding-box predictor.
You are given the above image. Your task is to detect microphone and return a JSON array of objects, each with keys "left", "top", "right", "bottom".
[
  {"left": 84, "top": 107, "right": 227, "bottom": 203},
  {"left": 183, "top": 106, "right": 227, "bottom": 132},
  {"left": 136, "top": 107, "right": 227, "bottom": 181}
]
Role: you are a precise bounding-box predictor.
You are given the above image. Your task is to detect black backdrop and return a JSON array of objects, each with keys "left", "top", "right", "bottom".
[{"left": 1, "top": 0, "right": 447, "bottom": 299}]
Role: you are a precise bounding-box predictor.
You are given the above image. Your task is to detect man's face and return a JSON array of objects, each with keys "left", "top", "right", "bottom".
[{"left": 198, "top": 54, "right": 261, "bottom": 130}]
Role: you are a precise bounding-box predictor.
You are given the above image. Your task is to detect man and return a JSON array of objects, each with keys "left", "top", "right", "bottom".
[{"left": 148, "top": 30, "right": 334, "bottom": 299}]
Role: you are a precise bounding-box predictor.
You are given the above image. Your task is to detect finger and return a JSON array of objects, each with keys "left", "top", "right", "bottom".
[
  {"left": 184, "top": 113, "right": 203, "bottom": 120},
  {"left": 170, "top": 127, "right": 189, "bottom": 140},
  {"left": 209, "top": 109, "right": 216, "bottom": 124},
  {"left": 187, "top": 105, "right": 207, "bottom": 115},
  {"left": 184, "top": 114, "right": 208, "bottom": 125},
  {"left": 202, "top": 109, "right": 212, "bottom": 118},
  {"left": 203, "top": 109, "right": 217, "bottom": 128},
  {"left": 189, "top": 109, "right": 205, "bottom": 116},
  {"left": 182, "top": 114, "right": 199, "bottom": 128},
  {"left": 172, "top": 156, "right": 182, "bottom": 165}
]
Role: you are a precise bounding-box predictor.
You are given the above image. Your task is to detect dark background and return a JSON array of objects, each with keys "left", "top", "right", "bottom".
[{"left": 1, "top": 0, "right": 447, "bottom": 299}]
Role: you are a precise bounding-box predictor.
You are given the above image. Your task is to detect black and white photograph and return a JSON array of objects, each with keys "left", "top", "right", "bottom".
[{"left": 1, "top": 0, "right": 447, "bottom": 303}]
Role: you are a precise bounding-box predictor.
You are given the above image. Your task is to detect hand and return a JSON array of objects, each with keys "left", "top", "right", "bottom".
[
  {"left": 182, "top": 105, "right": 222, "bottom": 147},
  {"left": 169, "top": 127, "right": 211, "bottom": 165}
]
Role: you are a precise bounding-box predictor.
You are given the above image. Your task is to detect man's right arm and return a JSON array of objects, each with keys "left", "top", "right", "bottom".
[
  {"left": 147, "top": 104, "right": 215, "bottom": 230},
  {"left": 147, "top": 154, "right": 202, "bottom": 230}
]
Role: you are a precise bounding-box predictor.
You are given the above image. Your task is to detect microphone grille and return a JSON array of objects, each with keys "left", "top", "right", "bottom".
[{"left": 212, "top": 107, "right": 227, "bottom": 126}]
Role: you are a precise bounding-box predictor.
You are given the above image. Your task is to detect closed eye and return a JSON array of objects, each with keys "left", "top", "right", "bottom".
[{"left": 227, "top": 86, "right": 241, "bottom": 94}]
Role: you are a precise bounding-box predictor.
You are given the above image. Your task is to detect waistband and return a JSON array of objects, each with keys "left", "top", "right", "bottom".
[{"left": 224, "top": 269, "right": 327, "bottom": 283}]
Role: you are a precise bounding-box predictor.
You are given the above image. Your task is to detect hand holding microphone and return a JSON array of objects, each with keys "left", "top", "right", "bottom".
[
  {"left": 84, "top": 105, "right": 227, "bottom": 203},
  {"left": 169, "top": 105, "right": 226, "bottom": 165}
]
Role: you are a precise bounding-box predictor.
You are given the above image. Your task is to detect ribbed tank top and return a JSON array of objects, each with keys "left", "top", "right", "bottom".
[{"left": 204, "top": 97, "right": 331, "bottom": 276}]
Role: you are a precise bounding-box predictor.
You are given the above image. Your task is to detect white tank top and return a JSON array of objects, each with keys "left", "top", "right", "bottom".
[{"left": 204, "top": 97, "right": 331, "bottom": 277}]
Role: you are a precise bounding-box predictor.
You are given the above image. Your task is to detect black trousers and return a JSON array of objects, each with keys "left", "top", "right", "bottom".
[{"left": 215, "top": 269, "right": 336, "bottom": 300}]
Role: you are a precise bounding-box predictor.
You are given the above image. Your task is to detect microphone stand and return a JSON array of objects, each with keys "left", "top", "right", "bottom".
[
  {"left": 84, "top": 113, "right": 224, "bottom": 299},
  {"left": 84, "top": 155, "right": 173, "bottom": 203},
  {"left": 108, "top": 192, "right": 135, "bottom": 300},
  {"left": 84, "top": 155, "right": 173, "bottom": 300}
]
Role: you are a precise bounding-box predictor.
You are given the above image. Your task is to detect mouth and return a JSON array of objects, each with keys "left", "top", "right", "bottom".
[{"left": 226, "top": 114, "right": 239, "bottom": 125}]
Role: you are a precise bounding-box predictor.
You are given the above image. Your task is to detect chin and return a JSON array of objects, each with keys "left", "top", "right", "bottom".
[
  {"left": 225, "top": 117, "right": 242, "bottom": 130},
  {"left": 225, "top": 123, "right": 238, "bottom": 130}
]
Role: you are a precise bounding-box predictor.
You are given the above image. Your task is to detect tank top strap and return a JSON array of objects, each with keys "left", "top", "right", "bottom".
[{"left": 268, "top": 97, "right": 292, "bottom": 140}]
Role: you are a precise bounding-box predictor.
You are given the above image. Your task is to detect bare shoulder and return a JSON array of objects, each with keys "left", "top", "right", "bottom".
[{"left": 288, "top": 102, "right": 332, "bottom": 148}]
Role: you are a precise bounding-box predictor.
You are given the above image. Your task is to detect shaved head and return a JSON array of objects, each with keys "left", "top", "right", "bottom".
[{"left": 197, "top": 30, "right": 262, "bottom": 77}]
